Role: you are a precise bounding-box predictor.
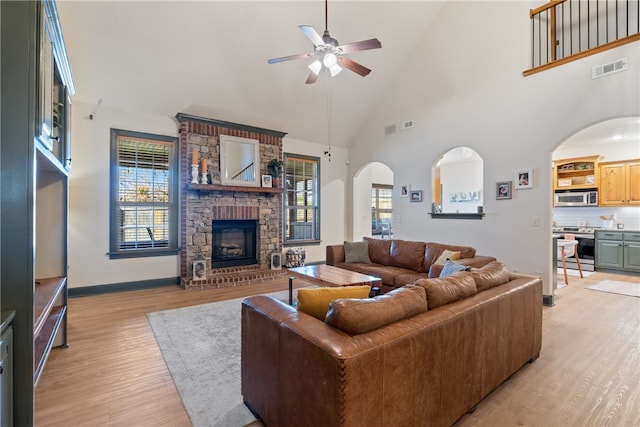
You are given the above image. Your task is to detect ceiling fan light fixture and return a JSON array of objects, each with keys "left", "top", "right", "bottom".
[
  {"left": 308, "top": 60, "right": 322, "bottom": 76},
  {"left": 323, "top": 52, "right": 338, "bottom": 68},
  {"left": 329, "top": 64, "right": 342, "bottom": 77}
]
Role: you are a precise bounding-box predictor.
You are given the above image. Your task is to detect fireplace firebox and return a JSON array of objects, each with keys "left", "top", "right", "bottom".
[{"left": 212, "top": 219, "right": 258, "bottom": 268}]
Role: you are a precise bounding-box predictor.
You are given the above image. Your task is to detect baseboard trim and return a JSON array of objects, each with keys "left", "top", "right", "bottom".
[{"left": 69, "top": 277, "right": 180, "bottom": 297}]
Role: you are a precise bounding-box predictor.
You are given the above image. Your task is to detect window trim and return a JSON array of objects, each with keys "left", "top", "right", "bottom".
[
  {"left": 283, "top": 153, "right": 321, "bottom": 246},
  {"left": 109, "top": 128, "right": 179, "bottom": 259}
]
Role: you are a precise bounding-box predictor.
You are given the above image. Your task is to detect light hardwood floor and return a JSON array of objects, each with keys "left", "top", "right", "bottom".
[{"left": 35, "top": 271, "right": 639, "bottom": 426}]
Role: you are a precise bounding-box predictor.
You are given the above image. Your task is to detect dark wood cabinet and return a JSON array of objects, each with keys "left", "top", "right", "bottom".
[{"left": 1, "top": 1, "right": 74, "bottom": 424}]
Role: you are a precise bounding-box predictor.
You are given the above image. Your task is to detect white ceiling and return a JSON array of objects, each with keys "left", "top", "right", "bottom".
[{"left": 57, "top": 1, "right": 445, "bottom": 148}]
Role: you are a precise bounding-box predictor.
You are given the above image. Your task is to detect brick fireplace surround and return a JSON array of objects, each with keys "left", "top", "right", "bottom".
[{"left": 177, "top": 113, "right": 288, "bottom": 289}]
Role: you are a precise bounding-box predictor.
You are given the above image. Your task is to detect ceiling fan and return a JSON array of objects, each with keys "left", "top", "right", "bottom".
[{"left": 267, "top": 0, "right": 382, "bottom": 84}]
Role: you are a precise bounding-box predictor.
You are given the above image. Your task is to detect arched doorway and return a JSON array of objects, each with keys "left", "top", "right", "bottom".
[{"left": 352, "top": 162, "right": 393, "bottom": 240}]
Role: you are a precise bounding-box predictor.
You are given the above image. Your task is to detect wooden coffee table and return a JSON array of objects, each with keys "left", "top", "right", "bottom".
[{"left": 287, "top": 264, "right": 382, "bottom": 288}]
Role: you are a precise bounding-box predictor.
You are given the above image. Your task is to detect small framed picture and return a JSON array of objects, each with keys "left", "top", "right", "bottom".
[
  {"left": 271, "top": 252, "right": 282, "bottom": 270},
  {"left": 400, "top": 184, "right": 409, "bottom": 198},
  {"left": 193, "top": 259, "right": 206, "bottom": 279},
  {"left": 409, "top": 190, "right": 423, "bottom": 203},
  {"left": 261, "top": 175, "right": 272, "bottom": 187},
  {"left": 496, "top": 181, "right": 512, "bottom": 200},
  {"left": 515, "top": 169, "right": 533, "bottom": 189}
]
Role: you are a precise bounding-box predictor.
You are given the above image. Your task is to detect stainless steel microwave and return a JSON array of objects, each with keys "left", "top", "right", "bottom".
[{"left": 554, "top": 190, "right": 598, "bottom": 207}]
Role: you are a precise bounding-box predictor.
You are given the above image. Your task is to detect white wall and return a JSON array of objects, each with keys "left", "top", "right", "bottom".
[
  {"left": 283, "top": 138, "right": 349, "bottom": 263},
  {"left": 440, "top": 159, "right": 483, "bottom": 213},
  {"left": 68, "top": 106, "right": 348, "bottom": 288},
  {"left": 347, "top": 1, "right": 640, "bottom": 296}
]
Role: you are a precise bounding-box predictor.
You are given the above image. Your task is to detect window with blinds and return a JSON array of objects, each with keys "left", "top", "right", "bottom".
[
  {"left": 372, "top": 184, "right": 393, "bottom": 236},
  {"left": 284, "top": 154, "right": 320, "bottom": 243},
  {"left": 109, "top": 128, "right": 178, "bottom": 258}
]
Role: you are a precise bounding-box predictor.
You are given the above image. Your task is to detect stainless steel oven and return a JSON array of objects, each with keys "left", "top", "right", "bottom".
[{"left": 553, "top": 226, "right": 596, "bottom": 271}]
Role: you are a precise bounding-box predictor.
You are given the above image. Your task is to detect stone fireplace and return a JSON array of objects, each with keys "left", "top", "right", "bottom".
[
  {"left": 177, "top": 113, "right": 287, "bottom": 289},
  {"left": 212, "top": 219, "right": 258, "bottom": 268}
]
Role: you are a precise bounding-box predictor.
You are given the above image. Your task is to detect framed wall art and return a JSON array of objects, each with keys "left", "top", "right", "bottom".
[
  {"left": 514, "top": 169, "right": 533, "bottom": 189},
  {"left": 261, "top": 174, "right": 272, "bottom": 187},
  {"left": 193, "top": 259, "right": 206, "bottom": 279},
  {"left": 400, "top": 184, "right": 409, "bottom": 198},
  {"left": 409, "top": 190, "right": 423, "bottom": 203},
  {"left": 271, "top": 252, "right": 282, "bottom": 270},
  {"left": 496, "top": 181, "right": 512, "bottom": 200}
]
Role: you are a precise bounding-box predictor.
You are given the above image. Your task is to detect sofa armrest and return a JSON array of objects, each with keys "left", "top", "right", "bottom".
[
  {"left": 428, "top": 255, "right": 497, "bottom": 278},
  {"left": 326, "top": 244, "right": 345, "bottom": 265}
]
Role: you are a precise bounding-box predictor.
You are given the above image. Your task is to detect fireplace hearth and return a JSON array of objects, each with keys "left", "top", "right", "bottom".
[{"left": 212, "top": 219, "right": 258, "bottom": 268}]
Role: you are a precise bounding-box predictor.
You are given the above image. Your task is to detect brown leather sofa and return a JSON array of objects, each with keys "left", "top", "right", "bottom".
[
  {"left": 327, "top": 238, "right": 497, "bottom": 293},
  {"left": 241, "top": 264, "right": 543, "bottom": 427}
]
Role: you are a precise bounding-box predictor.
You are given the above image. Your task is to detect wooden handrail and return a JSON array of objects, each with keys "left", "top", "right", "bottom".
[
  {"left": 530, "top": 0, "right": 564, "bottom": 17},
  {"left": 525, "top": 0, "right": 640, "bottom": 75}
]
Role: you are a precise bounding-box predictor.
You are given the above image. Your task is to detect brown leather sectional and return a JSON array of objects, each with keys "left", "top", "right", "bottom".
[
  {"left": 327, "top": 238, "right": 497, "bottom": 293},
  {"left": 241, "top": 266, "right": 543, "bottom": 427}
]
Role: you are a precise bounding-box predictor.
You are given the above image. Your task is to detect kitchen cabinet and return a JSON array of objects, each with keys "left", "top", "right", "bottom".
[
  {"left": 553, "top": 155, "right": 601, "bottom": 193},
  {"left": 596, "top": 231, "right": 640, "bottom": 272},
  {"left": 0, "top": 1, "right": 74, "bottom": 425},
  {"left": 599, "top": 159, "right": 640, "bottom": 206}
]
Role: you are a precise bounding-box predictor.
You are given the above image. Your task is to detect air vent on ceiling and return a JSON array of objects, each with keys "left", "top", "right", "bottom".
[
  {"left": 400, "top": 120, "right": 414, "bottom": 131},
  {"left": 385, "top": 124, "right": 397, "bottom": 135},
  {"left": 592, "top": 58, "right": 627, "bottom": 79}
]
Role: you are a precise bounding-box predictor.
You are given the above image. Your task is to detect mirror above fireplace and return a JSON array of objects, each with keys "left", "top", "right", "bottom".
[{"left": 220, "top": 135, "right": 260, "bottom": 187}]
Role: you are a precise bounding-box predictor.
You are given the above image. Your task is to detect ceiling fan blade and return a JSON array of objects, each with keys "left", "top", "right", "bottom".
[
  {"left": 305, "top": 72, "right": 318, "bottom": 85},
  {"left": 299, "top": 25, "right": 325, "bottom": 47},
  {"left": 267, "top": 52, "right": 312, "bottom": 64},
  {"left": 338, "top": 56, "right": 372, "bottom": 77},
  {"left": 337, "top": 38, "right": 382, "bottom": 54}
]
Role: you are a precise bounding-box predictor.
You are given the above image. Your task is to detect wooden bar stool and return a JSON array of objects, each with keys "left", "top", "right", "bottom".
[{"left": 557, "top": 236, "right": 583, "bottom": 285}]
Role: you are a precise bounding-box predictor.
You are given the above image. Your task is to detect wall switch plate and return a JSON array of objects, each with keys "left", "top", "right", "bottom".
[
  {"left": 617, "top": 223, "right": 624, "bottom": 229},
  {"left": 531, "top": 216, "right": 540, "bottom": 227}
]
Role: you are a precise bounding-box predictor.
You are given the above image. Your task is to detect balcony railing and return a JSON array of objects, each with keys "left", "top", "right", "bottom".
[{"left": 525, "top": 0, "right": 640, "bottom": 75}]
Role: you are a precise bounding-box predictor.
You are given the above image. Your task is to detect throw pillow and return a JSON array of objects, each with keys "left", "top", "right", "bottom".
[
  {"left": 414, "top": 273, "right": 477, "bottom": 310},
  {"left": 433, "top": 249, "right": 461, "bottom": 266},
  {"left": 343, "top": 241, "right": 371, "bottom": 264},
  {"left": 439, "top": 259, "right": 472, "bottom": 277},
  {"left": 325, "top": 285, "right": 427, "bottom": 335},
  {"left": 297, "top": 285, "right": 371, "bottom": 320}
]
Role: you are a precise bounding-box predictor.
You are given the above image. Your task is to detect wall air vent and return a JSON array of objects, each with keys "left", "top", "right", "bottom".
[
  {"left": 400, "top": 120, "right": 414, "bottom": 131},
  {"left": 385, "top": 124, "right": 397, "bottom": 135},
  {"left": 592, "top": 58, "right": 627, "bottom": 79}
]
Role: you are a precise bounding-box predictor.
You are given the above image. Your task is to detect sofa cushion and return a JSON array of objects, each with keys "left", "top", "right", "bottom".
[
  {"left": 325, "top": 285, "right": 427, "bottom": 335},
  {"left": 470, "top": 261, "right": 510, "bottom": 292},
  {"left": 364, "top": 237, "right": 392, "bottom": 265},
  {"left": 343, "top": 241, "right": 371, "bottom": 263},
  {"left": 433, "top": 250, "right": 461, "bottom": 266},
  {"left": 297, "top": 286, "right": 371, "bottom": 320},
  {"left": 439, "top": 259, "right": 472, "bottom": 277},
  {"left": 389, "top": 239, "right": 427, "bottom": 271},
  {"left": 414, "top": 272, "right": 477, "bottom": 309}
]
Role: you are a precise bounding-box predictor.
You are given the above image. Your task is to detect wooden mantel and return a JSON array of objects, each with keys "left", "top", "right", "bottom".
[{"left": 187, "top": 183, "right": 283, "bottom": 194}]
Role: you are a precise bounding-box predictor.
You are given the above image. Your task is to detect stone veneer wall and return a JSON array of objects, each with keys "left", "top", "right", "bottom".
[{"left": 177, "top": 114, "right": 286, "bottom": 288}]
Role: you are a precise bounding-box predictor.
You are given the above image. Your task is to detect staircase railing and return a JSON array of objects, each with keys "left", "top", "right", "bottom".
[{"left": 525, "top": 0, "right": 640, "bottom": 75}]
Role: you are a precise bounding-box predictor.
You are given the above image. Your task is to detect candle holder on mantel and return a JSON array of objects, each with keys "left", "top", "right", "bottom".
[
  {"left": 191, "top": 164, "right": 199, "bottom": 184},
  {"left": 200, "top": 172, "right": 208, "bottom": 184}
]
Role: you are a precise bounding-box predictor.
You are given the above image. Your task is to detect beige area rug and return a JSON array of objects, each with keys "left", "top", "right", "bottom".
[
  {"left": 146, "top": 287, "right": 306, "bottom": 427},
  {"left": 585, "top": 280, "right": 640, "bottom": 298}
]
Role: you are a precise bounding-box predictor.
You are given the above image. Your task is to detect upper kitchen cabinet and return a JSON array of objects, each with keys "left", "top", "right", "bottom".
[
  {"left": 599, "top": 159, "right": 640, "bottom": 206},
  {"left": 552, "top": 155, "right": 601, "bottom": 192},
  {"left": 37, "top": 0, "right": 75, "bottom": 171}
]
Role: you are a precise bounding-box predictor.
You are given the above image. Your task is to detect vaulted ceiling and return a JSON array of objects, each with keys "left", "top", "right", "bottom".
[{"left": 57, "top": 1, "right": 445, "bottom": 148}]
